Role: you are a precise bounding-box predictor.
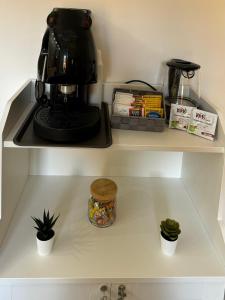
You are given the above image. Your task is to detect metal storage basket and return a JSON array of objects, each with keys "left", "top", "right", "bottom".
[{"left": 111, "top": 88, "right": 166, "bottom": 132}]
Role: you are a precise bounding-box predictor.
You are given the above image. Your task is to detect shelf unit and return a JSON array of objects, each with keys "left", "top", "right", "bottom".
[{"left": 0, "top": 80, "right": 225, "bottom": 299}]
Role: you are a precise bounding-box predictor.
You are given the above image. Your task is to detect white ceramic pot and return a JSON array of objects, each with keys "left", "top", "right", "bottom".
[
  {"left": 36, "top": 235, "right": 55, "bottom": 256},
  {"left": 160, "top": 234, "right": 177, "bottom": 256}
]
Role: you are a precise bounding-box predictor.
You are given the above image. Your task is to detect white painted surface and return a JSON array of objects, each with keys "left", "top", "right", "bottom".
[
  {"left": 0, "top": 281, "right": 223, "bottom": 300},
  {"left": 29, "top": 149, "right": 182, "bottom": 178},
  {"left": 0, "top": 80, "right": 32, "bottom": 219},
  {"left": 0, "top": 286, "right": 11, "bottom": 300},
  {"left": 0, "top": 148, "right": 29, "bottom": 238},
  {"left": 182, "top": 153, "right": 225, "bottom": 264},
  {"left": 0, "top": 1, "right": 225, "bottom": 118},
  {"left": 12, "top": 284, "right": 99, "bottom": 300},
  {"left": 0, "top": 176, "right": 224, "bottom": 280},
  {"left": 218, "top": 160, "right": 225, "bottom": 244},
  {"left": 112, "top": 282, "right": 225, "bottom": 300},
  {"left": 111, "top": 128, "right": 224, "bottom": 153}
]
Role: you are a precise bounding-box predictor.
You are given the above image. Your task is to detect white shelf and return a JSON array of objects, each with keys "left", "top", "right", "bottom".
[
  {"left": 111, "top": 128, "right": 224, "bottom": 152},
  {"left": 2, "top": 82, "right": 224, "bottom": 153},
  {"left": 0, "top": 176, "right": 224, "bottom": 282},
  {"left": 4, "top": 127, "right": 225, "bottom": 153},
  {"left": 3, "top": 107, "right": 224, "bottom": 152}
]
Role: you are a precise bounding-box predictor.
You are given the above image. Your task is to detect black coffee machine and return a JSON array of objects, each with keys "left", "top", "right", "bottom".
[{"left": 34, "top": 8, "right": 101, "bottom": 142}]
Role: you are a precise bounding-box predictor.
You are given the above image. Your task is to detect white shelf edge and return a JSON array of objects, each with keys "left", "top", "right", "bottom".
[
  {"left": 3, "top": 143, "right": 224, "bottom": 153},
  {"left": 0, "top": 276, "right": 224, "bottom": 285},
  {"left": 110, "top": 144, "right": 225, "bottom": 153},
  {"left": 4, "top": 129, "right": 225, "bottom": 154}
]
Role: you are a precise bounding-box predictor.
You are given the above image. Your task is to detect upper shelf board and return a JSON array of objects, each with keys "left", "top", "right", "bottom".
[
  {"left": 2, "top": 80, "right": 225, "bottom": 153},
  {"left": 111, "top": 127, "right": 224, "bottom": 152}
]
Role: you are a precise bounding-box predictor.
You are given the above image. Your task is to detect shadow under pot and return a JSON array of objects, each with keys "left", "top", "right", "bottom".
[{"left": 88, "top": 178, "right": 117, "bottom": 228}]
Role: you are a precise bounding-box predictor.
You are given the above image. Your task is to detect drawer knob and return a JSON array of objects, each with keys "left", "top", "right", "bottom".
[
  {"left": 100, "top": 285, "right": 108, "bottom": 300},
  {"left": 118, "top": 284, "right": 126, "bottom": 299}
]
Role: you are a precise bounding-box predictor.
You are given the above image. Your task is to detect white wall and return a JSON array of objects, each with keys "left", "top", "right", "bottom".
[
  {"left": 29, "top": 149, "right": 182, "bottom": 178},
  {"left": 0, "top": 0, "right": 225, "bottom": 118}
]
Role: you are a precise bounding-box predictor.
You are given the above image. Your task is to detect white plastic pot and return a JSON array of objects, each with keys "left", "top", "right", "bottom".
[
  {"left": 36, "top": 235, "right": 55, "bottom": 256},
  {"left": 160, "top": 234, "right": 178, "bottom": 256}
]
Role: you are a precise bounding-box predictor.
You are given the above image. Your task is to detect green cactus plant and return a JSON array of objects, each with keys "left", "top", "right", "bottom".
[
  {"left": 32, "top": 209, "right": 59, "bottom": 241},
  {"left": 160, "top": 218, "right": 181, "bottom": 241}
]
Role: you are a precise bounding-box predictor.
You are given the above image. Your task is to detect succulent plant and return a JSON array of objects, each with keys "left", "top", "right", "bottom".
[
  {"left": 32, "top": 210, "right": 59, "bottom": 241},
  {"left": 160, "top": 218, "right": 181, "bottom": 241}
]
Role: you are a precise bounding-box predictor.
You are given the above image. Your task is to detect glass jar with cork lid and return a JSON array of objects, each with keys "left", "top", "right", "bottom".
[{"left": 88, "top": 178, "right": 117, "bottom": 228}]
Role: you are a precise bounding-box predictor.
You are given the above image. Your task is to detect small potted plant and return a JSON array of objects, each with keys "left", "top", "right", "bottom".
[
  {"left": 32, "top": 210, "right": 59, "bottom": 256},
  {"left": 160, "top": 218, "right": 181, "bottom": 256}
]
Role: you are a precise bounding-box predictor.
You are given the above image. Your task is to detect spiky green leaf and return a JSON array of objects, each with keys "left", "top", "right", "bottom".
[{"left": 31, "top": 210, "right": 59, "bottom": 236}]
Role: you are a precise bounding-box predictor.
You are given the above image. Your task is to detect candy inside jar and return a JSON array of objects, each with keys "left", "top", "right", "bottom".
[{"left": 88, "top": 178, "right": 117, "bottom": 228}]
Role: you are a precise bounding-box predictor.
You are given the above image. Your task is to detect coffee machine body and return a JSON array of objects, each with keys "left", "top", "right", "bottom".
[{"left": 34, "top": 8, "right": 101, "bottom": 143}]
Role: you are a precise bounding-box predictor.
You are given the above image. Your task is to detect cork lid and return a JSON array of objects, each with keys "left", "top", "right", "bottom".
[{"left": 90, "top": 178, "right": 117, "bottom": 202}]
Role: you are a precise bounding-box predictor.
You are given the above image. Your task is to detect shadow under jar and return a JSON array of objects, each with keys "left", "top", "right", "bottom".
[{"left": 88, "top": 178, "right": 117, "bottom": 228}]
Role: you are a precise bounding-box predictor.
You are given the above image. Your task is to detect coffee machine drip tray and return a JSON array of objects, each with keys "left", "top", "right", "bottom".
[{"left": 13, "top": 102, "right": 112, "bottom": 148}]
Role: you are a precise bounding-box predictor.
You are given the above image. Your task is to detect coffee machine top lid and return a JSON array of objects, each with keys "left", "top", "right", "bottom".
[{"left": 167, "top": 59, "right": 200, "bottom": 71}]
